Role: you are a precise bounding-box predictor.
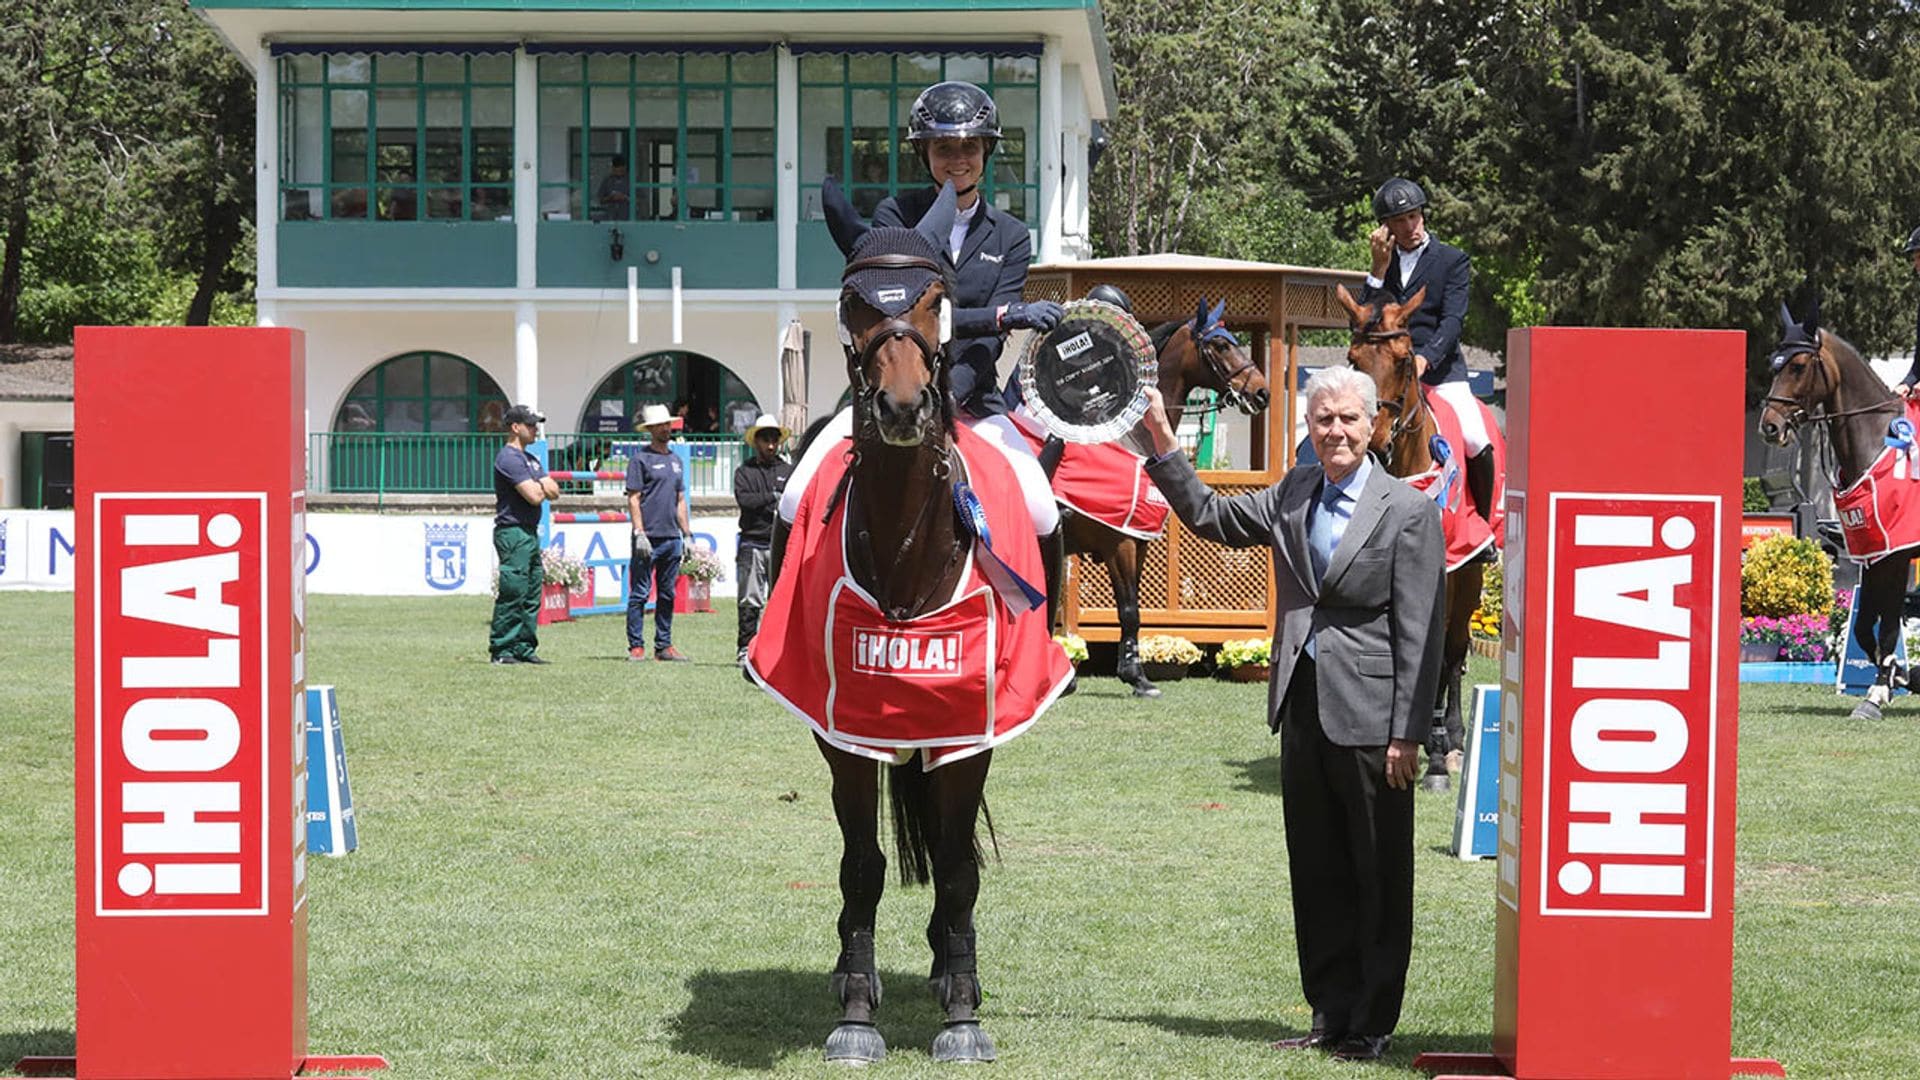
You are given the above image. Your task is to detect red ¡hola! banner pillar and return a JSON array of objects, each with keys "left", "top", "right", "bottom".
[
  {"left": 1420, "top": 328, "right": 1781, "bottom": 1080},
  {"left": 72, "top": 328, "right": 310, "bottom": 1080}
]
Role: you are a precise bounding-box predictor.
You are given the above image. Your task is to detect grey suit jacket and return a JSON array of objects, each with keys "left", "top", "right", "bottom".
[{"left": 1144, "top": 454, "right": 1447, "bottom": 745}]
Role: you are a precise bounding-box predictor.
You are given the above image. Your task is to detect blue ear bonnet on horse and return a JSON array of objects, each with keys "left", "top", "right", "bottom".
[
  {"left": 1770, "top": 299, "right": 1822, "bottom": 372},
  {"left": 1192, "top": 298, "right": 1234, "bottom": 345}
]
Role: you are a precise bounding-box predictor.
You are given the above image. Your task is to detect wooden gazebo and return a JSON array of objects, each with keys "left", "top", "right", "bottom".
[{"left": 1024, "top": 253, "right": 1366, "bottom": 644}]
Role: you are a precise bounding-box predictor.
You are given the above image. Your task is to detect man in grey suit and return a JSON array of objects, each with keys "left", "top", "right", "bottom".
[{"left": 1138, "top": 367, "right": 1446, "bottom": 1064}]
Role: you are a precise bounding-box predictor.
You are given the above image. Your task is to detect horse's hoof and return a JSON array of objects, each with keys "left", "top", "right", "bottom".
[
  {"left": 1420, "top": 773, "right": 1451, "bottom": 793},
  {"left": 1851, "top": 699, "right": 1883, "bottom": 722},
  {"left": 1061, "top": 671, "right": 1078, "bottom": 697},
  {"left": 825, "top": 1022, "right": 887, "bottom": 1065},
  {"left": 1131, "top": 681, "right": 1162, "bottom": 699},
  {"left": 931, "top": 1022, "right": 997, "bottom": 1063}
]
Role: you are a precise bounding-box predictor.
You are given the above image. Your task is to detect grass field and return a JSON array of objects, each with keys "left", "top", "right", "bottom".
[{"left": 1, "top": 591, "right": 1915, "bottom": 1078}]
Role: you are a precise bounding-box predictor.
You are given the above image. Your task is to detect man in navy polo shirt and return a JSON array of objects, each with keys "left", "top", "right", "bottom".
[
  {"left": 625, "top": 403, "right": 692, "bottom": 661},
  {"left": 492, "top": 404, "right": 560, "bottom": 664}
]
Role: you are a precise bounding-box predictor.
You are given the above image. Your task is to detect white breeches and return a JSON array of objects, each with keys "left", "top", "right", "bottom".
[
  {"left": 1430, "top": 379, "right": 1491, "bottom": 456},
  {"left": 778, "top": 407, "right": 1060, "bottom": 535}
]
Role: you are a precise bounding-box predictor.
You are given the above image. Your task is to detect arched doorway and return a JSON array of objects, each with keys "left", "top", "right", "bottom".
[
  {"left": 579, "top": 350, "right": 760, "bottom": 435},
  {"left": 334, "top": 351, "right": 508, "bottom": 433},
  {"left": 326, "top": 351, "right": 508, "bottom": 493}
]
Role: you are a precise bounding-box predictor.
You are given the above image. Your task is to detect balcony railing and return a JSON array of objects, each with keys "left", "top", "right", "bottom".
[{"left": 306, "top": 431, "right": 754, "bottom": 500}]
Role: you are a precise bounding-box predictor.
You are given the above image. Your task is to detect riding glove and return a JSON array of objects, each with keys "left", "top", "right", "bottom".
[{"left": 999, "top": 300, "right": 1065, "bottom": 332}]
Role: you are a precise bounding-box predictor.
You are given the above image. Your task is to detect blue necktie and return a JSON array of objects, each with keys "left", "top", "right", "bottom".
[{"left": 1305, "top": 482, "right": 1341, "bottom": 659}]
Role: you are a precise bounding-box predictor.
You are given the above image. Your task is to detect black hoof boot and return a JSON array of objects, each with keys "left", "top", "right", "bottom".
[
  {"left": 932, "top": 1021, "right": 998, "bottom": 1064},
  {"left": 1117, "top": 639, "right": 1162, "bottom": 699},
  {"left": 825, "top": 1022, "right": 887, "bottom": 1065}
]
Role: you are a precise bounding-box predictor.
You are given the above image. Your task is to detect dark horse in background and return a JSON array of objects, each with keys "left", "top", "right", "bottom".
[
  {"left": 1013, "top": 299, "right": 1270, "bottom": 696},
  {"left": 1337, "top": 283, "right": 1492, "bottom": 789},
  {"left": 762, "top": 183, "right": 1040, "bottom": 1064},
  {"left": 1759, "top": 300, "right": 1910, "bottom": 720}
]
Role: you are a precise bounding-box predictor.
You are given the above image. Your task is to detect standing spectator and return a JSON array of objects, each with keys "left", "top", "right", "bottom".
[
  {"left": 732, "top": 414, "right": 792, "bottom": 666},
  {"left": 1139, "top": 369, "right": 1446, "bottom": 1063},
  {"left": 597, "top": 154, "right": 631, "bottom": 220},
  {"left": 491, "top": 404, "right": 560, "bottom": 665},
  {"left": 626, "top": 403, "right": 692, "bottom": 661}
]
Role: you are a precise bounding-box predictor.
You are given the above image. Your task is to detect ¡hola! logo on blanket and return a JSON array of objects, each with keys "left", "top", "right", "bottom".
[
  {"left": 851, "top": 628, "right": 964, "bottom": 678},
  {"left": 94, "top": 494, "right": 270, "bottom": 916},
  {"left": 1542, "top": 493, "right": 1720, "bottom": 918}
]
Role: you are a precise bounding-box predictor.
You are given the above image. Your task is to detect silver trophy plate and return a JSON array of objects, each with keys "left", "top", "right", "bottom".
[{"left": 1017, "top": 299, "right": 1158, "bottom": 445}]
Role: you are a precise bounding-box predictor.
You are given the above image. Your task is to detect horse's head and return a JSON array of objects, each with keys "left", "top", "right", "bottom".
[
  {"left": 1175, "top": 299, "right": 1269, "bottom": 414},
  {"left": 1336, "top": 283, "right": 1426, "bottom": 453},
  {"left": 825, "top": 177, "right": 957, "bottom": 447},
  {"left": 1759, "top": 299, "right": 1836, "bottom": 446}
]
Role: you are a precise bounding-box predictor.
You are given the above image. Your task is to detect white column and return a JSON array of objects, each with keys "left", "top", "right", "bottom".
[
  {"left": 514, "top": 48, "right": 539, "bottom": 289},
  {"left": 254, "top": 41, "right": 278, "bottom": 296},
  {"left": 1037, "top": 38, "right": 1065, "bottom": 265},
  {"left": 776, "top": 44, "right": 799, "bottom": 292},
  {"left": 514, "top": 302, "right": 540, "bottom": 410}
]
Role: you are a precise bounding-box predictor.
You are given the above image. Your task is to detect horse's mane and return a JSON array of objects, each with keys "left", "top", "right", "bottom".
[{"left": 1148, "top": 319, "right": 1183, "bottom": 353}]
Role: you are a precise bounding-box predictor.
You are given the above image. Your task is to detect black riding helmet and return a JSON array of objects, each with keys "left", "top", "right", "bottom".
[
  {"left": 1373, "top": 177, "right": 1428, "bottom": 222},
  {"left": 1086, "top": 283, "right": 1133, "bottom": 313},
  {"left": 1904, "top": 226, "right": 1920, "bottom": 257},
  {"left": 907, "top": 81, "right": 1001, "bottom": 161}
]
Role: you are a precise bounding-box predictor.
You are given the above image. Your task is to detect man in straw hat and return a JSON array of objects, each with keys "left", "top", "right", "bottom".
[
  {"left": 625, "top": 403, "right": 692, "bottom": 661},
  {"left": 733, "top": 413, "right": 793, "bottom": 666}
]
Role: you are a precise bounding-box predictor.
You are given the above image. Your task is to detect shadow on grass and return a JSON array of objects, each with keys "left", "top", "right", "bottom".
[
  {"left": 1225, "top": 757, "right": 1283, "bottom": 796},
  {"left": 0, "top": 1029, "right": 75, "bottom": 1067},
  {"left": 1109, "top": 1013, "right": 1489, "bottom": 1062},
  {"left": 669, "top": 967, "right": 953, "bottom": 1070}
]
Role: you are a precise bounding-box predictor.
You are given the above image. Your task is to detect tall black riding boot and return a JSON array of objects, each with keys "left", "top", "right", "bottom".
[
  {"left": 1040, "top": 526, "right": 1066, "bottom": 635},
  {"left": 1465, "top": 446, "right": 1497, "bottom": 525},
  {"left": 1038, "top": 435, "right": 1065, "bottom": 479}
]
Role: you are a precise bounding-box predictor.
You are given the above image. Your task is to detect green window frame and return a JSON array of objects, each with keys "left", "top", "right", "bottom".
[
  {"left": 279, "top": 51, "right": 516, "bottom": 222},
  {"left": 536, "top": 51, "right": 777, "bottom": 223},
  {"left": 799, "top": 52, "right": 1039, "bottom": 226},
  {"left": 336, "top": 352, "right": 508, "bottom": 433}
]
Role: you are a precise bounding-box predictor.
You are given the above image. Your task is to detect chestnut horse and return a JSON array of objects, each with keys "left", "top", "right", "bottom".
[
  {"left": 1336, "top": 283, "right": 1482, "bottom": 789},
  {"left": 1041, "top": 301, "right": 1270, "bottom": 696},
  {"left": 1758, "top": 300, "right": 1909, "bottom": 720}
]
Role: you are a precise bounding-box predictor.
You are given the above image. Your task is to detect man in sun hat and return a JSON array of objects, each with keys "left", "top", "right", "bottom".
[
  {"left": 625, "top": 402, "right": 691, "bottom": 661},
  {"left": 732, "top": 413, "right": 793, "bottom": 666}
]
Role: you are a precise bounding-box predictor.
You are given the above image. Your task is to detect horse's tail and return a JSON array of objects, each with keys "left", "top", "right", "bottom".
[{"left": 885, "top": 756, "right": 998, "bottom": 888}]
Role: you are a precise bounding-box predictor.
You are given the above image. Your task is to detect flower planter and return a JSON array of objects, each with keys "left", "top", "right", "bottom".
[
  {"left": 536, "top": 582, "right": 573, "bottom": 625},
  {"left": 683, "top": 578, "right": 715, "bottom": 613},
  {"left": 568, "top": 586, "right": 596, "bottom": 614},
  {"left": 1140, "top": 661, "right": 1191, "bottom": 682},
  {"left": 1224, "top": 663, "right": 1270, "bottom": 683},
  {"left": 1738, "top": 641, "right": 1784, "bottom": 664},
  {"left": 1469, "top": 635, "right": 1500, "bottom": 660}
]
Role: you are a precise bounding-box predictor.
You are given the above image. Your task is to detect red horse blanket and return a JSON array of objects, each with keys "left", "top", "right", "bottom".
[
  {"left": 745, "top": 423, "right": 1073, "bottom": 768},
  {"left": 1009, "top": 407, "right": 1171, "bottom": 539},
  {"left": 1404, "top": 391, "right": 1507, "bottom": 571},
  {"left": 1833, "top": 399, "right": 1920, "bottom": 563}
]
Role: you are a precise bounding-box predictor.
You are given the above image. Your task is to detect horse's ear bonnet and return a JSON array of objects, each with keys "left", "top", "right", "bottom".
[
  {"left": 1771, "top": 299, "right": 1821, "bottom": 372},
  {"left": 837, "top": 182, "right": 956, "bottom": 319}
]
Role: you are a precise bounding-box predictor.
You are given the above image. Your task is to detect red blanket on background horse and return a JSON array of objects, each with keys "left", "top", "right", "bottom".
[
  {"left": 1008, "top": 407, "right": 1171, "bottom": 539},
  {"left": 1404, "top": 391, "right": 1507, "bottom": 571},
  {"left": 745, "top": 424, "right": 1073, "bottom": 769},
  {"left": 1833, "top": 399, "right": 1920, "bottom": 564}
]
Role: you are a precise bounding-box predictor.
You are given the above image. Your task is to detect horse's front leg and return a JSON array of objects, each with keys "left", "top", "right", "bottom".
[
  {"left": 925, "top": 750, "right": 997, "bottom": 1063},
  {"left": 1110, "top": 540, "right": 1161, "bottom": 698},
  {"left": 816, "top": 737, "right": 888, "bottom": 1064}
]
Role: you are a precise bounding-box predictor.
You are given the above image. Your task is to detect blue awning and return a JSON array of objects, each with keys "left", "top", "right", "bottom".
[
  {"left": 270, "top": 42, "right": 515, "bottom": 56},
  {"left": 790, "top": 41, "right": 1042, "bottom": 57}
]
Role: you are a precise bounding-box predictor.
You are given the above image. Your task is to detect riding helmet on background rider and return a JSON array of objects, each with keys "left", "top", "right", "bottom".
[
  {"left": 1904, "top": 226, "right": 1920, "bottom": 257},
  {"left": 1086, "top": 283, "right": 1134, "bottom": 314},
  {"left": 1372, "top": 177, "right": 1428, "bottom": 223}
]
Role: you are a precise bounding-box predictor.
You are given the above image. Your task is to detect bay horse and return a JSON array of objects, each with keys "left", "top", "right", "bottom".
[
  {"left": 1336, "top": 283, "right": 1484, "bottom": 789},
  {"left": 1035, "top": 299, "right": 1270, "bottom": 696},
  {"left": 760, "top": 182, "right": 1051, "bottom": 1064},
  {"left": 1758, "top": 300, "right": 1909, "bottom": 720}
]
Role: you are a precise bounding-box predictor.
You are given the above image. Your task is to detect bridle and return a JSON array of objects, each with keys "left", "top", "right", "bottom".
[
  {"left": 1762, "top": 337, "right": 1898, "bottom": 431},
  {"left": 1197, "top": 325, "right": 1262, "bottom": 413},
  {"left": 839, "top": 251, "right": 951, "bottom": 444},
  {"left": 1347, "top": 312, "right": 1426, "bottom": 466}
]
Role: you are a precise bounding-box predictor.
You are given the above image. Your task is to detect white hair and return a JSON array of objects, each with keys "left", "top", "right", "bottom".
[{"left": 1303, "top": 366, "right": 1378, "bottom": 417}]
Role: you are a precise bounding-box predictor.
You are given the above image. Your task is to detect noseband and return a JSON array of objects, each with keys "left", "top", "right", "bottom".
[{"left": 1198, "top": 327, "right": 1261, "bottom": 411}]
